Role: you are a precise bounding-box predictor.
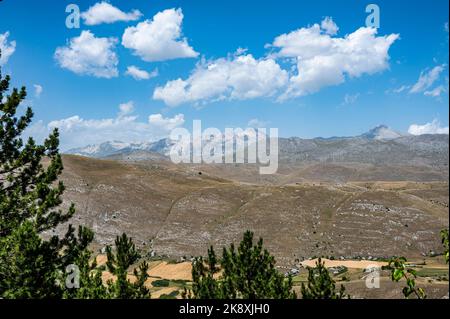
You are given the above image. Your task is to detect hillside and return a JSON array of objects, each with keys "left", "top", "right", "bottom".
[
  {"left": 53, "top": 154, "right": 449, "bottom": 269},
  {"left": 66, "top": 128, "right": 449, "bottom": 184}
]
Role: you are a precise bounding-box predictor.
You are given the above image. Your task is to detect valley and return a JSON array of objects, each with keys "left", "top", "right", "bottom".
[{"left": 53, "top": 129, "right": 449, "bottom": 299}]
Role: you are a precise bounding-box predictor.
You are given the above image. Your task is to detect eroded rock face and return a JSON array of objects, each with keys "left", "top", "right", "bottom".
[{"left": 48, "top": 155, "right": 449, "bottom": 267}]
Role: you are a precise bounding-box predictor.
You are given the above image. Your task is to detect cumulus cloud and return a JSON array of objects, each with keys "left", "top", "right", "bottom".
[
  {"left": 54, "top": 30, "right": 118, "bottom": 78},
  {"left": 81, "top": 1, "right": 142, "bottom": 25},
  {"left": 33, "top": 84, "right": 43, "bottom": 98},
  {"left": 122, "top": 8, "right": 198, "bottom": 62},
  {"left": 0, "top": 31, "right": 16, "bottom": 66},
  {"left": 153, "top": 53, "right": 288, "bottom": 106},
  {"left": 26, "top": 103, "right": 185, "bottom": 150},
  {"left": 125, "top": 65, "right": 158, "bottom": 80},
  {"left": 409, "top": 65, "right": 446, "bottom": 94},
  {"left": 153, "top": 17, "right": 398, "bottom": 106},
  {"left": 408, "top": 119, "right": 449, "bottom": 135},
  {"left": 148, "top": 113, "right": 185, "bottom": 130},
  {"left": 272, "top": 19, "right": 399, "bottom": 99}
]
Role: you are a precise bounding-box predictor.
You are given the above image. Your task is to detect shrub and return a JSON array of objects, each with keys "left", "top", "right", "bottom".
[{"left": 152, "top": 279, "right": 170, "bottom": 287}]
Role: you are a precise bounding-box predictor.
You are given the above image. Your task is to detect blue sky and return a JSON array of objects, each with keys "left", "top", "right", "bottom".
[{"left": 0, "top": 0, "right": 448, "bottom": 150}]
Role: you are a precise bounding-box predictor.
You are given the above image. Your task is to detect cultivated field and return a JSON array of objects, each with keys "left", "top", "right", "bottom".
[{"left": 94, "top": 254, "right": 448, "bottom": 299}]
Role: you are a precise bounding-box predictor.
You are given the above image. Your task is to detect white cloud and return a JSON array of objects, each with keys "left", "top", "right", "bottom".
[
  {"left": 118, "top": 101, "right": 134, "bottom": 116},
  {"left": 342, "top": 93, "right": 360, "bottom": 105},
  {"left": 392, "top": 85, "right": 410, "bottom": 93},
  {"left": 408, "top": 119, "right": 449, "bottom": 135},
  {"left": 424, "top": 85, "right": 447, "bottom": 97},
  {"left": 81, "top": 1, "right": 142, "bottom": 25},
  {"left": 409, "top": 65, "right": 446, "bottom": 93},
  {"left": 390, "top": 65, "right": 448, "bottom": 98},
  {"left": 33, "top": 84, "right": 43, "bottom": 98},
  {"left": 125, "top": 65, "right": 158, "bottom": 80},
  {"left": 148, "top": 113, "right": 185, "bottom": 130},
  {"left": 122, "top": 8, "right": 198, "bottom": 62},
  {"left": 321, "top": 17, "right": 339, "bottom": 35},
  {"left": 54, "top": 30, "right": 118, "bottom": 78},
  {"left": 153, "top": 53, "right": 288, "bottom": 106},
  {"left": 272, "top": 18, "right": 399, "bottom": 99},
  {"left": 247, "top": 118, "right": 269, "bottom": 128},
  {"left": 153, "top": 17, "right": 398, "bottom": 106},
  {"left": 0, "top": 32, "right": 16, "bottom": 66},
  {"left": 26, "top": 103, "right": 185, "bottom": 150}
]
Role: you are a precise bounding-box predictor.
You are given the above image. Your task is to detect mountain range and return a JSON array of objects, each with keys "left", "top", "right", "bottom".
[
  {"left": 66, "top": 125, "right": 449, "bottom": 175},
  {"left": 66, "top": 125, "right": 406, "bottom": 157},
  {"left": 50, "top": 124, "right": 449, "bottom": 275}
]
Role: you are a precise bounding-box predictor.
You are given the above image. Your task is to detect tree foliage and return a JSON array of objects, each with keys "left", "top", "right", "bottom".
[
  {"left": 61, "top": 225, "right": 107, "bottom": 299},
  {"left": 301, "top": 258, "right": 347, "bottom": 299},
  {"left": 441, "top": 228, "right": 449, "bottom": 264},
  {"left": 184, "top": 231, "right": 296, "bottom": 299},
  {"left": 0, "top": 57, "right": 149, "bottom": 299},
  {"left": 0, "top": 54, "right": 84, "bottom": 298},
  {"left": 105, "top": 233, "right": 150, "bottom": 299},
  {"left": 383, "top": 256, "right": 426, "bottom": 299}
]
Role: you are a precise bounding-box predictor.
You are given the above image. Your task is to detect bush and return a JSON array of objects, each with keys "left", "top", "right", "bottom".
[
  {"left": 382, "top": 257, "right": 426, "bottom": 299},
  {"left": 152, "top": 279, "right": 170, "bottom": 287},
  {"left": 159, "top": 290, "right": 180, "bottom": 299}
]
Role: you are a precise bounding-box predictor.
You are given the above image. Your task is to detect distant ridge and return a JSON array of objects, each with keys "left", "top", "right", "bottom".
[
  {"left": 66, "top": 138, "right": 174, "bottom": 158},
  {"left": 360, "top": 125, "right": 404, "bottom": 140},
  {"left": 65, "top": 125, "right": 447, "bottom": 166}
]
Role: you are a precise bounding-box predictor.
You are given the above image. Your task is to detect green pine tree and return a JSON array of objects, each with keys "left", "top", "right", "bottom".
[
  {"left": 61, "top": 225, "right": 107, "bottom": 299},
  {"left": 0, "top": 56, "right": 147, "bottom": 299},
  {"left": 301, "top": 258, "right": 347, "bottom": 299},
  {"left": 0, "top": 53, "right": 89, "bottom": 298},
  {"left": 184, "top": 231, "right": 296, "bottom": 299},
  {"left": 186, "top": 246, "right": 221, "bottom": 298},
  {"left": 105, "top": 233, "right": 150, "bottom": 299}
]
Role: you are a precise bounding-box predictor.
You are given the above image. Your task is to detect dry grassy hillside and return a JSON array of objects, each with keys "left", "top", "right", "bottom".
[{"left": 53, "top": 155, "right": 449, "bottom": 269}]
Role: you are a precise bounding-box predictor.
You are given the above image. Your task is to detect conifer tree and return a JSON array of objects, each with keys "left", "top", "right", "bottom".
[
  {"left": 61, "top": 225, "right": 107, "bottom": 299},
  {"left": 105, "top": 233, "right": 150, "bottom": 299},
  {"left": 0, "top": 53, "right": 89, "bottom": 298},
  {"left": 0, "top": 55, "right": 148, "bottom": 299},
  {"left": 301, "top": 258, "right": 347, "bottom": 299},
  {"left": 186, "top": 247, "right": 221, "bottom": 298},
  {"left": 185, "top": 231, "right": 296, "bottom": 299}
]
